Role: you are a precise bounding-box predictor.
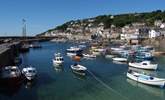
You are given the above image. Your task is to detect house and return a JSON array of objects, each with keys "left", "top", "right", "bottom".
[
  {"left": 160, "top": 23, "right": 165, "bottom": 29},
  {"left": 154, "top": 20, "right": 162, "bottom": 27},
  {"left": 149, "top": 30, "right": 160, "bottom": 38},
  {"left": 120, "top": 33, "right": 127, "bottom": 40}
]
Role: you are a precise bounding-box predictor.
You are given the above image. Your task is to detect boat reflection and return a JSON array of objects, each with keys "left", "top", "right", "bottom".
[
  {"left": 127, "top": 79, "right": 165, "bottom": 97},
  {"left": 128, "top": 67, "right": 157, "bottom": 76},
  {"left": 24, "top": 80, "right": 36, "bottom": 89},
  {"left": 113, "top": 61, "right": 127, "bottom": 64},
  {"left": 53, "top": 64, "right": 64, "bottom": 72},
  {"left": 72, "top": 71, "right": 87, "bottom": 80}
]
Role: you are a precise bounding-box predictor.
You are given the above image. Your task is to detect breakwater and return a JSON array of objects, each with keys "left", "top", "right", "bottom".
[{"left": 0, "top": 42, "right": 20, "bottom": 67}]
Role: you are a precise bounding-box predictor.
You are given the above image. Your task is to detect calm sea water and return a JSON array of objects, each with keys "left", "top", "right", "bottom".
[{"left": 0, "top": 42, "right": 165, "bottom": 100}]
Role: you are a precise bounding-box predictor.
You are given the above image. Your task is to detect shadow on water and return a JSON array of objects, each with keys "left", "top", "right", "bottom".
[
  {"left": 0, "top": 72, "right": 55, "bottom": 100},
  {"left": 0, "top": 80, "right": 22, "bottom": 97}
]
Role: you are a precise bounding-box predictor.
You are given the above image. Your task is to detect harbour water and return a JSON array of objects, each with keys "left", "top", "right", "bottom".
[{"left": 0, "top": 42, "right": 165, "bottom": 100}]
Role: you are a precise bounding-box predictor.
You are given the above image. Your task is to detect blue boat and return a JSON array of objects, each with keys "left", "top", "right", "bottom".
[{"left": 136, "top": 52, "right": 153, "bottom": 60}]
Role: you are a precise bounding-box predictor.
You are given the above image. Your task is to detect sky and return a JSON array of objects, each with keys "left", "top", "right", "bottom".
[{"left": 0, "top": 0, "right": 165, "bottom": 36}]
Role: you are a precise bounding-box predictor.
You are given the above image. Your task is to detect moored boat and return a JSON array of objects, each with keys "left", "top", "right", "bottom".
[
  {"left": 127, "top": 70, "right": 165, "bottom": 87},
  {"left": 20, "top": 44, "right": 30, "bottom": 52},
  {"left": 66, "top": 46, "right": 83, "bottom": 56},
  {"left": 0, "top": 66, "right": 22, "bottom": 84},
  {"left": 83, "top": 53, "right": 96, "bottom": 58},
  {"left": 129, "top": 61, "right": 158, "bottom": 70},
  {"left": 52, "top": 53, "right": 64, "bottom": 66},
  {"left": 136, "top": 52, "right": 153, "bottom": 60},
  {"left": 71, "top": 63, "right": 87, "bottom": 75},
  {"left": 105, "top": 54, "right": 114, "bottom": 59},
  {"left": 112, "top": 57, "right": 127, "bottom": 62},
  {"left": 22, "top": 66, "right": 37, "bottom": 81}
]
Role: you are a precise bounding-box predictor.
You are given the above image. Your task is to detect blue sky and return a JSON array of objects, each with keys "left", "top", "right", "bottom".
[{"left": 0, "top": 0, "right": 165, "bottom": 36}]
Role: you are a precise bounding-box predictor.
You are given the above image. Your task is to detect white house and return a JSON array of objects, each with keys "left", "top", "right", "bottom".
[
  {"left": 160, "top": 23, "right": 165, "bottom": 29},
  {"left": 120, "top": 34, "right": 127, "bottom": 40},
  {"left": 149, "top": 30, "right": 160, "bottom": 38}
]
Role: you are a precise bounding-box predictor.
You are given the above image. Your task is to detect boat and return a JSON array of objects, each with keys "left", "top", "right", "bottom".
[
  {"left": 91, "top": 48, "right": 105, "bottom": 56},
  {"left": 127, "top": 70, "right": 165, "bottom": 87},
  {"left": 29, "top": 43, "right": 42, "bottom": 48},
  {"left": 71, "top": 63, "right": 87, "bottom": 75},
  {"left": 78, "top": 45, "right": 86, "bottom": 49},
  {"left": 129, "top": 61, "right": 158, "bottom": 70},
  {"left": 105, "top": 54, "right": 114, "bottom": 59},
  {"left": 52, "top": 53, "right": 64, "bottom": 66},
  {"left": 136, "top": 52, "right": 153, "bottom": 60},
  {"left": 22, "top": 66, "right": 37, "bottom": 81},
  {"left": 0, "top": 66, "right": 22, "bottom": 84},
  {"left": 112, "top": 57, "right": 127, "bottom": 62},
  {"left": 83, "top": 54, "right": 96, "bottom": 58},
  {"left": 20, "top": 44, "right": 30, "bottom": 52},
  {"left": 66, "top": 46, "right": 83, "bottom": 56}
]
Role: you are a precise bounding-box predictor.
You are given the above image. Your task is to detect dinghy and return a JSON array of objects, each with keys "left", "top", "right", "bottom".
[
  {"left": 129, "top": 61, "right": 157, "bottom": 70},
  {"left": 127, "top": 70, "right": 165, "bottom": 87}
]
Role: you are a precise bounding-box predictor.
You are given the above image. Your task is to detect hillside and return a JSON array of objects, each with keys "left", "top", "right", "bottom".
[{"left": 37, "top": 10, "right": 165, "bottom": 36}]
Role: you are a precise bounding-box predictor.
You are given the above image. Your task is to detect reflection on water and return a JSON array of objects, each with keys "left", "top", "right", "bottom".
[
  {"left": 53, "top": 64, "right": 64, "bottom": 72},
  {"left": 127, "top": 79, "right": 165, "bottom": 97},
  {"left": 72, "top": 71, "right": 87, "bottom": 80},
  {"left": 128, "top": 67, "right": 157, "bottom": 76},
  {"left": 24, "top": 80, "right": 36, "bottom": 89},
  {"left": 112, "top": 61, "right": 127, "bottom": 65},
  {"left": 0, "top": 81, "right": 22, "bottom": 97}
]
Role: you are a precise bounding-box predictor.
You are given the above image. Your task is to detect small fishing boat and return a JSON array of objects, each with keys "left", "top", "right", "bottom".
[
  {"left": 83, "top": 54, "right": 96, "bottom": 58},
  {"left": 127, "top": 70, "right": 165, "bottom": 87},
  {"left": 129, "top": 61, "right": 158, "bottom": 70},
  {"left": 66, "top": 46, "right": 83, "bottom": 56},
  {"left": 105, "top": 54, "right": 114, "bottom": 59},
  {"left": 20, "top": 44, "right": 30, "bottom": 52},
  {"left": 0, "top": 66, "right": 22, "bottom": 84},
  {"left": 136, "top": 52, "right": 153, "bottom": 60},
  {"left": 22, "top": 66, "right": 37, "bottom": 81},
  {"left": 112, "top": 57, "right": 127, "bottom": 62},
  {"left": 71, "top": 63, "right": 87, "bottom": 75},
  {"left": 29, "top": 43, "right": 42, "bottom": 48},
  {"left": 52, "top": 53, "right": 64, "bottom": 66}
]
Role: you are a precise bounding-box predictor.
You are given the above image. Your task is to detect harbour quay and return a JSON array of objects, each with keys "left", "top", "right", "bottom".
[{"left": 0, "top": 42, "right": 20, "bottom": 67}]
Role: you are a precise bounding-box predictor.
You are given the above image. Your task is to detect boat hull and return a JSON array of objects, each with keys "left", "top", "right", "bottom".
[
  {"left": 129, "top": 63, "right": 157, "bottom": 70},
  {"left": 112, "top": 57, "right": 127, "bottom": 62},
  {"left": 127, "top": 72, "right": 165, "bottom": 87}
]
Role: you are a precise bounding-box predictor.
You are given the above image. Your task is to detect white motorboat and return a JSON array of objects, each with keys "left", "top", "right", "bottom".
[
  {"left": 22, "top": 66, "right": 37, "bottom": 81},
  {"left": 112, "top": 57, "right": 127, "bottom": 62},
  {"left": 66, "top": 46, "right": 82, "bottom": 52},
  {"left": 52, "top": 53, "right": 64, "bottom": 66},
  {"left": 0, "top": 66, "right": 21, "bottom": 79},
  {"left": 66, "top": 46, "right": 83, "bottom": 56},
  {"left": 71, "top": 63, "right": 87, "bottom": 75},
  {"left": 127, "top": 70, "right": 165, "bottom": 87},
  {"left": 129, "top": 61, "right": 158, "bottom": 70},
  {"left": 105, "top": 54, "right": 114, "bottom": 59},
  {"left": 83, "top": 54, "right": 96, "bottom": 58}
]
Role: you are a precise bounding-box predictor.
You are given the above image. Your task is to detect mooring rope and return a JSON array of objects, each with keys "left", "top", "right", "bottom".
[{"left": 87, "top": 70, "right": 130, "bottom": 100}]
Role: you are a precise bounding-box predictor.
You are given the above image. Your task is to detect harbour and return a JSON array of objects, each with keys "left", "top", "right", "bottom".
[
  {"left": 1, "top": 1, "right": 165, "bottom": 100},
  {"left": 0, "top": 41, "right": 165, "bottom": 100}
]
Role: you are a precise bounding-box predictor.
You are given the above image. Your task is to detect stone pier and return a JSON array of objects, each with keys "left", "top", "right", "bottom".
[{"left": 0, "top": 42, "right": 20, "bottom": 67}]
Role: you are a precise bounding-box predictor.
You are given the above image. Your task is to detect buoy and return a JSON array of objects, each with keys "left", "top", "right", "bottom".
[{"left": 73, "top": 56, "right": 81, "bottom": 61}]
